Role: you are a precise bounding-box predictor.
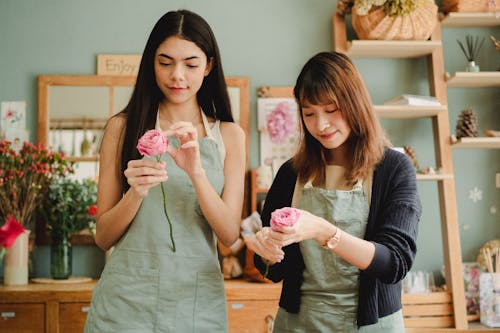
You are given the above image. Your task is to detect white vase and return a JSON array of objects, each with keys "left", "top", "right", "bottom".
[{"left": 3, "top": 230, "right": 30, "bottom": 285}]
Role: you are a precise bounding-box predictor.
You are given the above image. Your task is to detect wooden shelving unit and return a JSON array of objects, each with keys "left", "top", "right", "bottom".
[
  {"left": 374, "top": 105, "right": 446, "bottom": 119},
  {"left": 440, "top": 12, "right": 500, "bottom": 27},
  {"left": 332, "top": 13, "right": 468, "bottom": 330},
  {"left": 342, "top": 40, "right": 442, "bottom": 58},
  {"left": 417, "top": 174, "right": 454, "bottom": 181},
  {"left": 451, "top": 137, "right": 500, "bottom": 149},
  {"left": 446, "top": 72, "right": 500, "bottom": 88}
]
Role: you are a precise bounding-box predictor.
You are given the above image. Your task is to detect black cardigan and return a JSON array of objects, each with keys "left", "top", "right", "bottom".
[{"left": 254, "top": 148, "right": 422, "bottom": 326}]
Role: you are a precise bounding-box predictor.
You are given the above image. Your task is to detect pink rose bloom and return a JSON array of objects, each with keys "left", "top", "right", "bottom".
[
  {"left": 0, "top": 216, "right": 25, "bottom": 249},
  {"left": 137, "top": 129, "right": 169, "bottom": 158},
  {"left": 266, "top": 102, "right": 295, "bottom": 145},
  {"left": 270, "top": 207, "right": 300, "bottom": 231}
]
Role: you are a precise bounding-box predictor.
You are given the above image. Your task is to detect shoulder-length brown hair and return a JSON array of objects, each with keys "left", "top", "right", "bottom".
[{"left": 292, "top": 51, "right": 389, "bottom": 184}]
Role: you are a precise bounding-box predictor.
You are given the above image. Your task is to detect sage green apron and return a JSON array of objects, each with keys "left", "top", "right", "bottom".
[
  {"left": 85, "top": 117, "right": 227, "bottom": 333},
  {"left": 273, "top": 167, "right": 404, "bottom": 332}
]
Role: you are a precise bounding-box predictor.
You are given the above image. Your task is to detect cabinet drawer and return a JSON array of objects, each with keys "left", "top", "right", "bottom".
[
  {"left": 0, "top": 303, "right": 45, "bottom": 332},
  {"left": 59, "top": 302, "right": 91, "bottom": 332},
  {"left": 228, "top": 300, "right": 278, "bottom": 333}
]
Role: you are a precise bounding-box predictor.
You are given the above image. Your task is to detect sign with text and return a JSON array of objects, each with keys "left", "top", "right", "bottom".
[{"left": 97, "top": 54, "right": 141, "bottom": 76}]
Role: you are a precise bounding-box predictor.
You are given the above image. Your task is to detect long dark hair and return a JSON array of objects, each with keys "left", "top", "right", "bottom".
[
  {"left": 118, "top": 10, "right": 232, "bottom": 193},
  {"left": 292, "top": 52, "right": 388, "bottom": 184}
]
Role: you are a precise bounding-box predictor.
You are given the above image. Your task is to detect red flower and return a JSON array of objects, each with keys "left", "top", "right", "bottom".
[
  {"left": 87, "top": 205, "right": 97, "bottom": 217},
  {"left": 0, "top": 216, "right": 25, "bottom": 249}
]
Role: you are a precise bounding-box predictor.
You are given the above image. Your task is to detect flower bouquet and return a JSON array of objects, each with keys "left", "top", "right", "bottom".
[
  {"left": 0, "top": 139, "right": 74, "bottom": 229},
  {"left": 41, "top": 178, "right": 97, "bottom": 279}
]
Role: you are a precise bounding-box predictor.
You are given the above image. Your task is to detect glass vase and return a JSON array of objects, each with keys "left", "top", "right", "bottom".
[
  {"left": 466, "top": 61, "right": 480, "bottom": 72},
  {"left": 50, "top": 233, "right": 72, "bottom": 279}
]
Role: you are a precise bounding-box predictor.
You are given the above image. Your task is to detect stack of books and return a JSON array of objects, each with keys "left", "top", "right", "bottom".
[{"left": 384, "top": 94, "right": 441, "bottom": 106}]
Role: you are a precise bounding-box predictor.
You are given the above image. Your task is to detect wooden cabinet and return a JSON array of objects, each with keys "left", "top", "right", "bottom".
[
  {"left": 0, "top": 279, "right": 280, "bottom": 333},
  {"left": 0, "top": 303, "right": 45, "bottom": 333},
  {"left": 226, "top": 280, "right": 281, "bottom": 333},
  {"left": 0, "top": 282, "right": 94, "bottom": 333}
]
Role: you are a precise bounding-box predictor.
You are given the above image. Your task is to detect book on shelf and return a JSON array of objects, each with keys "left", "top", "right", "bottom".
[{"left": 384, "top": 94, "right": 441, "bottom": 106}]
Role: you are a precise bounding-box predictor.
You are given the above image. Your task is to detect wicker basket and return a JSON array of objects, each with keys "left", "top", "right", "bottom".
[
  {"left": 441, "top": 0, "right": 497, "bottom": 13},
  {"left": 352, "top": 0, "right": 438, "bottom": 40}
]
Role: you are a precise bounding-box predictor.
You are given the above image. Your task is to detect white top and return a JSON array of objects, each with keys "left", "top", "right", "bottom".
[{"left": 155, "top": 109, "right": 226, "bottom": 164}]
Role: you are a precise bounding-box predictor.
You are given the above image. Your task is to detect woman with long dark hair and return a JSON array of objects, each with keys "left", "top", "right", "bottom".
[{"left": 85, "top": 10, "right": 245, "bottom": 332}]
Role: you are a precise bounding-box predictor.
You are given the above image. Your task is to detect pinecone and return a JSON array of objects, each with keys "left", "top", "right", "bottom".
[
  {"left": 456, "top": 108, "right": 479, "bottom": 138},
  {"left": 336, "top": 0, "right": 354, "bottom": 16},
  {"left": 404, "top": 145, "right": 420, "bottom": 171}
]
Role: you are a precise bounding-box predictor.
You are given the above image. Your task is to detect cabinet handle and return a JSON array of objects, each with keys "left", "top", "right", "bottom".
[
  {"left": 231, "top": 303, "right": 244, "bottom": 310},
  {"left": 81, "top": 306, "right": 90, "bottom": 313},
  {"left": 1, "top": 311, "right": 16, "bottom": 318},
  {"left": 265, "top": 314, "right": 274, "bottom": 333}
]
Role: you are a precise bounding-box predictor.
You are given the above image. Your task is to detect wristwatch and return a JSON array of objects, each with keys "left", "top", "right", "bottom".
[{"left": 321, "top": 228, "right": 342, "bottom": 250}]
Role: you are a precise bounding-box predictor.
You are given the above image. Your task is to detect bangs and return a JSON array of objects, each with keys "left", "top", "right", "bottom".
[{"left": 296, "top": 70, "right": 338, "bottom": 107}]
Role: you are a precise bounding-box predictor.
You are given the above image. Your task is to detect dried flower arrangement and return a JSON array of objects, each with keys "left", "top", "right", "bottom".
[
  {"left": 0, "top": 140, "right": 74, "bottom": 229},
  {"left": 336, "top": 0, "right": 438, "bottom": 40},
  {"left": 337, "top": 0, "right": 426, "bottom": 16}
]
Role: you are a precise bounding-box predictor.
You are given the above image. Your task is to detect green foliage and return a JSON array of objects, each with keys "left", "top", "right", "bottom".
[{"left": 42, "top": 178, "right": 97, "bottom": 238}]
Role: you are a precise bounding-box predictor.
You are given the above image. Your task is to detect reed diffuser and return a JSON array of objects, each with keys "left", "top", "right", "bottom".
[{"left": 457, "top": 35, "right": 485, "bottom": 72}]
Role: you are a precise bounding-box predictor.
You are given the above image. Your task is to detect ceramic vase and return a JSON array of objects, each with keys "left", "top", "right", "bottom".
[{"left": 3, "top": 230, "right": 30, "bottom": 285}]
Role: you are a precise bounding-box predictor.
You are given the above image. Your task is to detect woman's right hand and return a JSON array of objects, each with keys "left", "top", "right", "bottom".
[
  {"left": 243, "top": 227, "right": 285, "bottom": 265},
  {"left": 123, "top": 159, "right": 168, "bottom": 198}
]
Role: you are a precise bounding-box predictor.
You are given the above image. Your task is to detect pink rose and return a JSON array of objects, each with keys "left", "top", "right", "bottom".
[
  {"left": 270, "top": 207, "right": 300, "bottom": 231},
  {"left": 135, "top": 129, "right": 175, "bottom": 252},
  {"left": 137, "top": 129, "right": 169, "bottom": 158},
  {"left": 266, "top": 102, "right": 295, "bottom": 145},
  {"left": 0, "top": 216, "right": 25, "bottom": 249}
]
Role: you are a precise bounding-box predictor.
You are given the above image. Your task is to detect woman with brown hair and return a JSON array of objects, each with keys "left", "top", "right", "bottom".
[{"left": 248, "top": 51, "right": 421, "bottom": 332}]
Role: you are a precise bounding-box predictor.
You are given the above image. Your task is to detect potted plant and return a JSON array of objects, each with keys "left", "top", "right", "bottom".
[
  {"left": 42, "top": 178, "right": 97, "bottom": 279},
  {"left": 336, "top": 0, "right": 438, "bottom": 40}
]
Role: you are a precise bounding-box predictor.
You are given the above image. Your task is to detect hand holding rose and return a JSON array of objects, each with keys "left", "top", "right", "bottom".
[{"left": 135, "top": 129, "right": 175, "bottom": 252}]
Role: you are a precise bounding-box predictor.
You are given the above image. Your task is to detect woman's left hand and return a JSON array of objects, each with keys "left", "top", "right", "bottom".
[{"left": 164, "top": 121, "right": 203, "bottom": 177}]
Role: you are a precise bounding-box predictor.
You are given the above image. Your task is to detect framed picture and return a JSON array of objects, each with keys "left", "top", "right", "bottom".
[
  {"left": 1, "top": 101, "right": 26, "bottom": 135},
  {"left": 256, "top": 86, "right": 298, "bottom": 176}
]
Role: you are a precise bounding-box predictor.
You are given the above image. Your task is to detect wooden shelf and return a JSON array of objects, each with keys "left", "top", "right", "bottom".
[
  {"left": 346, "top": 40, "right": 442, "bottom": 58},
  {"left": 446, "top": 72, "right": 500, "bottom": 87},
  {"left": 451, "top": 137, "right": 500, "bottom": 149},
  {"left": 374, "top": 105, "right": 446, "bottom": 118},
  {"left": 417, "top": 174, "right": 454, "bottom": 181},
  {"left": 441, "top": 12, "right": 500, "bottom": 27}
]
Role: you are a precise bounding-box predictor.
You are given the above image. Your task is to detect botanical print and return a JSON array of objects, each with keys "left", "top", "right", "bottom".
[
  {"left": 257, "top": 98, "right": 298, "bottom": 174},
  {"left": 0, "top": 101, "right": 26, "bottom": 133}
]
